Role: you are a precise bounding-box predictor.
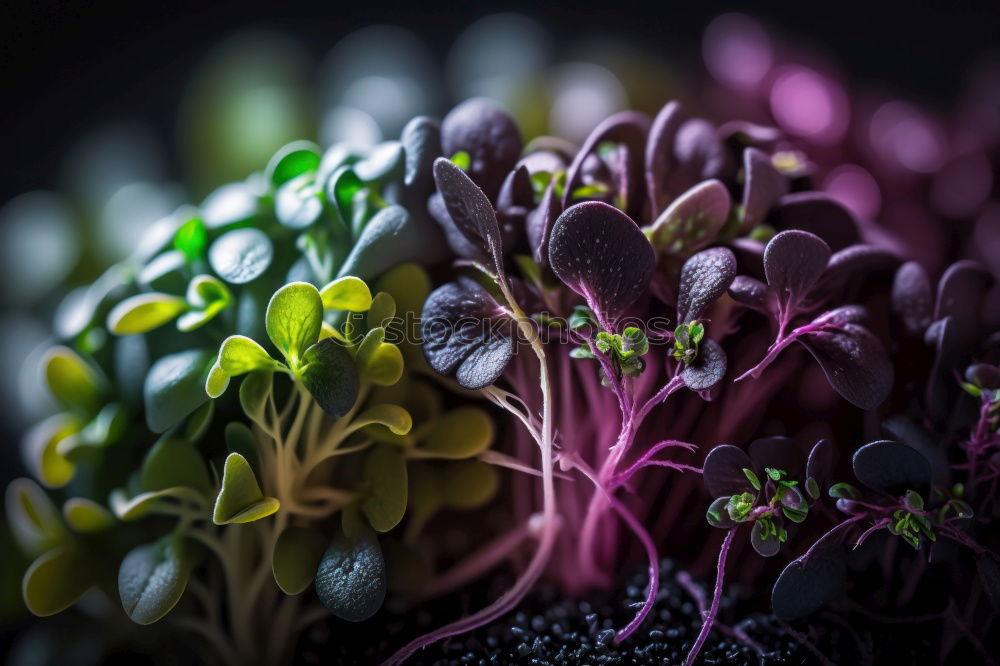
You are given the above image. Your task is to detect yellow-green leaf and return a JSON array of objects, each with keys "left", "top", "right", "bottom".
[
  {"left": 443, "top": 460, "right": 499, "bottom": 509},
  {"left": 320, "top": 276, "right": 372, "bottom": 312},
  {"left": 218, "top": 335, "right": 277, "bottom": 375},
  {"left": 41, "top": 346, "right": 103, "bottom": 411},
  {"left": 354, "top": 404, "right": 413, "bottom": 436},
  {"left": 63, "top": 498, "right": 115, "bottom": 533},
  {"left": 361, "top": 445, "right": 407, "bottom": 533},
  {"left": 107, "top": 293, "right": 188, "bottom": 334},
  {"left": 5, "top": 478, "right": 66, "bottom": 556},
  {"left": 23, "top": 547, "right": 94, "bottom": 617},
  {"left": 213, "top": 453, "right": 279, "bottom": 525},
  {"left": 23, "top": 414, "right": 81, "bottom": 488},
  {"left": 272, "top": 526, "right": 326, "bottom": 595},
  {"left": 367, "top": 292, "right": 396, "bottom": 329},
  {"left": 420, "top": 407, "right": 494, "bottom": 459},
  {"left": 266, "top": 282, "right": 323, "bottom": 367}
]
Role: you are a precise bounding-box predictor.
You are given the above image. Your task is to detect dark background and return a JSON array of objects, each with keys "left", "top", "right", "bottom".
[{"left": 2, "top": 0, "right": 998, "bottom": 205}]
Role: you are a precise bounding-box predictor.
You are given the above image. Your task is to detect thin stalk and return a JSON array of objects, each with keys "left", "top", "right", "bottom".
[{"left": 685, "top": 527, "right": 736, "bottom": 666}]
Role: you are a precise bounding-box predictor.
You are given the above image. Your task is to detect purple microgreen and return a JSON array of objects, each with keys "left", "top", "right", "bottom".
[
  {"left": 805, "top": 438, "right": 834, "bottom": 497},
  {"left": 420, "top": 278, "right": 515, "bottom": 390},
  {"left": 882, "top": 415, "right": 951, "bottom": 486},
  {"left": 681, "top": 337, "right": 727, "bottom": 391},
  {"left": 741, "top": 148, "right": 788, "bottom": 232},
  {"left": 813, "top": 244, "right": 900, "bottom": 297},
  {"left": 751, "top": 518, "right": 782, "bottom": 556},
  {"left": 433, "top": 158, "right": 506, "bottom": 281},
  {"left": 706, "top": 496, "right": 735, "bottom": 528},
  {"left": 727, "top": 275, "right": 770, "bottom": 311},
  {"left": 440, "top": 97, "right": 522, "bottom": 199},
  {"left": 851, "top": 440, "right": 932, "bottom": 495},
  {"left": 769, "top": 192, "right": 861, "bottom": 251},
  {"left": 645, "top": 101, "right": 685, "bottom": 215},
  {"left": 645, "top": 179, "right": 731, "bottom": 257},
  {"left": 798, "top": 317, "right": 893, "bottom": 410},
  {"left": 763, "top": 230, "right": 831, "bottom": 329},
  {"left": 924, "top": 316, "right": 962, "bottom": 422},
  {"left": 702, "top": 444, "right": 754, "bottom": 497},
  {"left": 718, "top": 120, "right": 783, "bottom": 149},
  {"left": 676, "top": 246, "right": 737, "bottom": 324},
  {"left": 891, "top": 261, "right": 933, "bottom": 335},
  {"left": 748, "top": 437, "right": 802, "bottom": 480},
  {"left": 671, "top": 119, "right": 731, "bottom": 199},
  {"left": 526, "top": 180, "right": 560, "bottom": 268},
  {"left": 933, "top": 260, "right": 993, "bottom": 347},
  {"left": 548, "top": 201, "right": 655, "bottom": 323},
  {"left": 771, "top": 527, "right": 849, "bottom": 619}
]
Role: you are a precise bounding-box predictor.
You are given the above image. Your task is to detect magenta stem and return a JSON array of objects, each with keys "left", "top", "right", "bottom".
[
  {"left": 609, "top": 496, "right": 660, "bottom": 644},
  {"left": 685, "top": 527, "right": 736, "bottom": 666}
]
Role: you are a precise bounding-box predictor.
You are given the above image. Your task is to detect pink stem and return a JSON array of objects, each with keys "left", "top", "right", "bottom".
[
  {"left": 685, "top": 527, "right": 736, "bottom": 666},
  {"left": 608, "top": 496, "right": 660, "bottom": 645}
]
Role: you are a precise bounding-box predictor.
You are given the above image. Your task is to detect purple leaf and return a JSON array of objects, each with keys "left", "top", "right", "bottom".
[
  {"left": 548, "top": 202, "right": 655, "bottom": 321},
  {"left": 748, "top": 437, "right": 802, "bottom": 479},
  {"left": 815, "top": 244, "right": 899, "bottom": 295},
  {"left": 806, "top": 439, "right": 834, "bottom": 488},
  {"left": 645, "top": 100, "right": 685, "bottom": 215},
  {"left": 741, "top": 148, "right": 788, "bottom": 231},
  {"left": 924, "top": 316, "right": 962, "bottom": 422},
  {"left": 495, "top": 166, "right": 530, "bottom": 247},
  {"left": 645, "top": 180, "right": 731, "bottom": 258},
  {"left": 718, "top": 121, "right": 783, "bottom": 150},
  {"left": 526, "top": 181, "right": 560, "bottom": 269},
  {"left": 676, "top": 247, "right": 737, "bottom": 323},
  {"left": 682, "top": 338, "right": 727, "bottom": 392},
  {"left": 421, "top": 278, "right": 515, "bottom": 390},
  {"left": 440, "top": 97, "right": 522, "bottom": 199},
  {"left": 427, "top": 192, "right": 484, "bottom": 261},
  {"left": 934, "top": 260, "right": 993, "bottom": 348},
  {"left": 671, "top": 119, "right": 730, "bottom": 195},
  {"left": 433, "top": 158, "right": 506, "bottom": 280},
  {"left": 771, "top": 529, "right": 848, "bottom": 619},
  {"left": 799, "top": 322, "right": 893, "bottom": 410},
  {"left": 562, "top": 111, "right": 650, "bottom": 218},
  {"left": 891, "top": 261, "right": 933, "bottom": 336},
  {"left": 851, "top": 440, "right": 931, "bottom": 495},
  {"left": 882, "top": 416, "right": 951, "bottom": 487},
  {"left": 727, "top": 275, "right": 770, "bottom": 311},
  {"left": 751, "top": 520, "right": 781, "bottom": 557},
  {"left": 763, "top": 230, "right": 831, "bottom": 318},
  {"left": 702, "top": 444, "right": 753, "bottom": 498},
  {"left": 770, "top": 192, "right": 860, "bottom": 251}
]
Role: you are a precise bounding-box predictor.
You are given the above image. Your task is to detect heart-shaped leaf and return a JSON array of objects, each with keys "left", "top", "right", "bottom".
[
  {"left": 433, "top": 157, "right": 506, "bottom": 278},
  {"left": 764, "top": 230, "right": 831, "bottom": 318},
  {"left": 772, "top": 530, "right": 848, "bottom": 619},
  {"left": 549, "top": 201, "right": 655, "bottom": 321},
  {"left": 646, "top": 180, "right": 731, "bottom": 258},
  {"left": 852, "top": 440, "right": 931, "bottom": 495},
  {"left": 266, "top": 140, "right": 321, "bottom": 187},
  {"left": 682, "top": 337, "right": 727, "bottom": 391},
  {"left": 315, "top": 526, "right": 386, "bottom": 621},
  {"left": 209, "top": 228, "right": 273, "bottom": 284},
  {"left": 421, "top": 278, "right": 515, "bottom": 390},
  {"left": 144, "top": 349, "right": 215, "bottom": 433},
  {"left": 6, "top": 478, "right": 66, "bottom": 556},
  {"left": 799, "top": 322, "right": 893, "bottom": 410},
  {"left": 213, "top": 453, "right": 279, "bottom": 525},
  {"left": 63, "top": 498, "right": 115, "bottom": 533},
  {"left": 676, "top": 247, "right": 737, "bottom": 324},
  {"left": 440, "top": 97, "right": 522, "bottom": 199},
  {"left": 741, "top": 148, "right": 788, "bottom": 231},
  {"left": 891, "top": 261, "right": 933, "bottom": 335},
  {"left": 320, "top": 276, "right": 372, "bottom": 312},
  {"left": 300, "top": 338, "right": 360, "bottom": 418},
  {"left": 354, "top": 404, "right": 413, "bottom": 436},
  {"left": 361, "top": 444, "right": 408, "bottom": 533},
  {"left": 41, "top": 346, "right": 103, "bottom": 411},
  {"left": 421, "top": 407, "right": 493, "bottom": 459},
  {"left": 140, "top": 437, "right": 211, "bottom": 495},
  {"left": 23, "top": 547, "right": 94, "bottom": 617},
  {"left": 272, "top": 526, "right": 327, "bottom": 595},
  {"left": 702, "top": 444, "right": 754, "bottom": 498},
  {"left": 266, "top": 282, "right": 323, "bottom": 366},
  {"left": 119, "top": 534, "right": 199, "bottom": 624},
  {"left": 218, "top": 335, "right": 278, "bottom": 376}
]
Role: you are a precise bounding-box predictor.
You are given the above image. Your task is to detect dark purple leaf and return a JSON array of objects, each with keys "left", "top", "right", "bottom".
[
  {"left": 763, "top": 230, "right": 831, "bottom": 317},
  {"left": 924, "top": 316, "right": 962, "bottom": 422},
  {"left": 421, "top": 278, "right": 515, "bottom": 390},
  {"left": 799, "top": 322, "right": 893, "bottom": 410},
  {"left": 682, "top": 337, "right": 727, "bottom": 392},
  {"left": 891, "top": 261, "right": 933, "bottom": 336},
  {"left": 702, "top": 444, "right": 753, "bottom": 498},
  {"left": 645, "top": 180, "right": 731, "bottom": 258},
  {"left": 562, "top": 111, "right": 650, "bottom": 219},
  {"left": 730, "top": 238, "right": 766, "bottom": 280},
  {"left": 526, "top": 181, "right": 560, "bottom": 269},
  {"left": 433, "top": 158, "right": 506, "bottom": 279},
  {"left": 645, "top": 100, "right": 685, "bottom": 215},
  {"left": 496, "top": 166, "right": 533, "bottom": 218},
  {"left": 882, "top": 415, "right": 950, "bottom": 486},
  {"left": 751, "top": 520, "right": 781, "bottom": 557},
  {"left": 811, "top": 305, "right": 870, "bottom": 327},
  {"left": 966, "top": 363, "right": 1000, "bottom": 389},
  {"left": 718, "top": 121, "right": 783, "bottom": 150},
  {"left": 741, "top": 148, "right": 788, "bottom": 231},
  {"left": 427, "top": 192, "right": 483, "bottom": 261},
  {"left": 676, "top": 247, "right": 737, "bottom": 323},
  {"left": 772, "top": 529, "right": 848, "bottom": 619},
  {"left": 934, "top": 260, "right": 993, "bottom": 348},
  {"left": 815, "top": 244, "right": 899, "bottom": 295},
  {"left": 671, "top": 119, "right": 730, "bottom": 195},
  {"left": 727, "top": 275, "right": 770, "bottom": 311},
  {"left": 548, "top": 202, "right": 655, "bottom": 321},
  {"left": 852, "top": 440, "right": 931, "bottom": 495},
  {"left": 748, "top": 437, "right": 802, "bottom": 479},
  {"left": 440, "top": 97, "right": 522, "bottom": 199},
  {"left": 769, "top": 192, "right": 860, "bottom": 251},
  {"left": 806, "top": 439, "right": 834, "bottom": 488}
]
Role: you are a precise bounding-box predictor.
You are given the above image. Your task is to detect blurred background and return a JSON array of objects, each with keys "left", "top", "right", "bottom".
[{"left": 1, "top": 0, "right": 998, "bottom": 653}]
